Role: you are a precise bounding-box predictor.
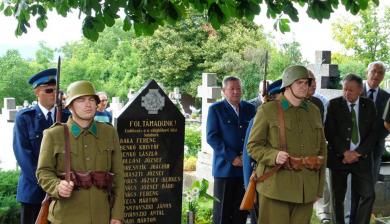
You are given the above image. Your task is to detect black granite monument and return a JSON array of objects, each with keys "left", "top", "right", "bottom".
[{"left": 116, "top": 80, "right": 185, "bottom": 224}]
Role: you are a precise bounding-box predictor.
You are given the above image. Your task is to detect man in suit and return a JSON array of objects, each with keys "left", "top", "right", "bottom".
[
  {"left": 13, "top": 68, "right": 70, "bottom": 224},
  {"left": 207, "top": 76, "right": 256, "bottom": 224},
  {"left": 325, "top": 74, "right": 376, "bottom": 224},
  {"left": 362, "top": 61, "right": 390, "bottom": 182},
  {"left": 247, "top": 65, "right": 326, "bottom": 224}
]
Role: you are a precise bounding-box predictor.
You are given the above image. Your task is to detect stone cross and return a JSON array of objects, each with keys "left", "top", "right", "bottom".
[
  {"left": 195, "top": 73, "right": 221, "bottom": 183},
  {"left": 307, "top": 50, "right": 342, "bottom": 100}
]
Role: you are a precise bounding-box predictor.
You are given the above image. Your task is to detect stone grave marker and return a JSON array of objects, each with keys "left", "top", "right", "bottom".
[
  {"left": 2, "top": 97, "right": 18, "bottom": 121},
  {"left": 195, "top": 73, "right": 221, "bottom": 183},
  {"left": 116, "top": 80, "right": 185, "bottom": 224}
]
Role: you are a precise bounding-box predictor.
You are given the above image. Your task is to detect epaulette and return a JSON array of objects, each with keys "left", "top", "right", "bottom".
[{"left": 18, "top": 107, "right": 36, "bottom": 115}]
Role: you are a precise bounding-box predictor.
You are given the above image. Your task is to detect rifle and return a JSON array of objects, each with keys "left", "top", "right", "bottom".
[
  {"left": 55, "top": 56, "right": 63, "bottom": 124},
  {"left": 35, "top": 56, "right": 63, "bottom": 224},
  {"left": 261, "top": 51, "right": 270, "bottom": 102}
]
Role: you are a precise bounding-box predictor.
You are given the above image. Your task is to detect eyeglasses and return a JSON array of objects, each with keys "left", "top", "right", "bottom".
[
  {"left": 43, "top": 88, "right": 56, "bottom": 94},
  {"left": 100, "top": 99, "right": 108, "bottom": 102}
]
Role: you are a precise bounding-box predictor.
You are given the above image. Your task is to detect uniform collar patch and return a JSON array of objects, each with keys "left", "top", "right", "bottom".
[
  {"left": 280, "top": 95, "right": 309, "bottom": 111},
  {"left": 69, "top": 119, "right": 98, "bottom": 138}
]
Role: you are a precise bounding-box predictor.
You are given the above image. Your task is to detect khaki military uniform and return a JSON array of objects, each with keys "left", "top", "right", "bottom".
[
  {"left": 36, "top": 117, "right": 124, "bottom": 224},
  {"left": 247, "top": 95, "right": 327, "bottom": 224}
]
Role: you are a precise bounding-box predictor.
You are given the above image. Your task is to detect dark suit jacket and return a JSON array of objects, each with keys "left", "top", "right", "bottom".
[
  {"left": 362, "top": 86, "right": 390, "bottom": 139},
  {"left": 206, "top": 99, "right": 256, "bottom": 178},
  {"left": 325, "top": 96, "right": 377, "bottom": 170}
]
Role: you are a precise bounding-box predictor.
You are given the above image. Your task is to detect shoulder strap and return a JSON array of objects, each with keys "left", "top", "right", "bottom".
[
  {"left": 63, "top": 124, "right": 71, "bottom": 182},
  {"left": 277, "top": 100, "right": 287, "bottom": 152},
  {"left": 256, "top": 100, "right": 286, "bottom": 182}
]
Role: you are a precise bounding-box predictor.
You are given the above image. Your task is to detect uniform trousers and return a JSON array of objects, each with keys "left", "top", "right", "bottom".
[
  {"left": 20, "top": 202, "right": 41, "bottom": 224},
  {"left": 258, "top": 195, "right": 313, "bottom": 224},
  {"left": 212, "top": 177, "right": 247, "bottom": 224}
]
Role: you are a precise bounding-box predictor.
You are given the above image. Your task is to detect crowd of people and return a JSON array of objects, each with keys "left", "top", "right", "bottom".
[
  {"left": 11, "top": 61, "right": 389, "bottom": 224},
  {"left": 207, "top": 62, "right": 389, "bottom": 224}
]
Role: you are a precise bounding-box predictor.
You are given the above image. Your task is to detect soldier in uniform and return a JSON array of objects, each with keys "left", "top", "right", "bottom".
[
  {"left": 36, "top": 80, "right": 124, "bottom": 224},
  {"left": 247, "top": 65, "right": 327, "bottom": 224},
  {"left": 13, "top": 68, "right": 70, "bottom": 224}
]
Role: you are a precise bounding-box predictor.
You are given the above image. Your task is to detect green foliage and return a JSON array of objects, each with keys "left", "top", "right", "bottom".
[
  {"left": 182, "top": 179, "right": 218, "bottom": 224},
  {"left": 0, "top": 50, "right": 35, "bottom": 108},
  {"left": 332, "top": 53, "right": 367, "bottom": 79},
  {"left": 0, "top": 170, "right": 20, "bottom": 224},
  {"left": 0, "top": 0, "right": 377, "bottom": 41},
  {"left": 332, "top": 3, "right": 390, "bottom": 65},
  {"left": 185, "top": 124, "right": 201, "bottom": 158}
]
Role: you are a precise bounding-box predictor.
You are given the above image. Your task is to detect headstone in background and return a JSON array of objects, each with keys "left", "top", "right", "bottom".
[
  {"left": 195, "top": 73, "right": 221, "bottom": 185},
  {"left": 307, "top": 50, "right": 341, "bottom": 90},
  {"left": 374, "top": 163, "right": 390, "bottom": 216},
  {"left": 2, "top": 97, "right": 17, "bottom": 121},
  {"left": 116, "top": 80, "right": 185, "bottom": 224},
  {"left": 110, "top": 96, "right": 124, "bottom": 118}
]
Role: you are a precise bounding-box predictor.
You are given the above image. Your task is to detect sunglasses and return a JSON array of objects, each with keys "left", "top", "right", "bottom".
[{"left": 43, "top": 88, "right": 56, "bottom": 94}]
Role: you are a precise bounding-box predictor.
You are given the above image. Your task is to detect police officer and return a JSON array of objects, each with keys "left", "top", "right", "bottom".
[
  {"left": 13, "top": 68, "right": 70, "bottom": 224},
  {"left": 36, "top": 80, "right": 125, "bottom": 224},
  {"left": 247, "top": 65, "right": 327, "bottom": 224}
]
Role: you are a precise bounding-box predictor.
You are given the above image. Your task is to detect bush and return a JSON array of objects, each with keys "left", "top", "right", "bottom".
[
  {"left": 185, "top": 124, "right": 201, "bottom": 158},
  {"left": 0, "top": 170, "right": 20, "bottom": 223}
]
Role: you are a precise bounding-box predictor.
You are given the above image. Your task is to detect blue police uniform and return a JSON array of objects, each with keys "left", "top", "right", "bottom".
[{"left": 13, "top": 68, "right": 70, "bottom": 224}]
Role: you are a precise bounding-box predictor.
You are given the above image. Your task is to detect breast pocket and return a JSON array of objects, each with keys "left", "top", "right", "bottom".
[
  {"left": 97, "top": 144, "right": 113, "bottom": 171},
  {"left": 28, "top": 131, "right": 41, "bottom": 152},
  {"left": 53, "top": 143, "right": 78, "bottom": 171},
  {"left": 310, "top": 121, "right": 324, "bottom": 154},
  {"left": 269, "top": 121, "right": 280, "bottom": 147}
]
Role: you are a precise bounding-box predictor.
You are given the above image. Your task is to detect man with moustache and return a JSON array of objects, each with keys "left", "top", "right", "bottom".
[
  {"left": 36, "top": 80, "right": 124, "bottom": 224},
  {"left": 13, "top": 68, "right": 70, "bottom": 224},
  {"left": 247, "top": 65, "right": 326, "bottom": 223},
  {"left": 207, "top": 76, "right": 256, "bottom": 224},
  {"left": 325, "top": 74, "right": 376, "bottom": 224}
]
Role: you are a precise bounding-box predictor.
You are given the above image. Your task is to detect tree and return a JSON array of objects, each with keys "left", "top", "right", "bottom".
[
  {"left": 0, "top": 50, "right": 35, "bottom": 108},
  {"left": 0, "top": 0, "right": 379, "bottom": 41},
  {"left": 30, "top": 41, "right": 55, "bottom": 71},
  {"left": 332, "top": 3, "right": 390, "bottom": 65}
]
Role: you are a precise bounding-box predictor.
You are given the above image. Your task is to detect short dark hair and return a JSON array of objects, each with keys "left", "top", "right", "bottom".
[
  {"left": 222, "top": 76, "right": 241, "bottom": 88},
  {"left": 343, "top": 73, "right": 363, "bottom": 87}
]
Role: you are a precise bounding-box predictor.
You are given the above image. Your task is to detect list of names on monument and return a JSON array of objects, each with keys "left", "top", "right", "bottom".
[{"left": 117, "top": 80, "right": 184, "bottom": 224}]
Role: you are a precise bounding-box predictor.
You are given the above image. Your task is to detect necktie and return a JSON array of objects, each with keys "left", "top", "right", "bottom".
[
  {"left": 350, "top": 104, "right": 358, "bottom": 144},
  {"left": 368, "top": 89, "right": 375, "bottom": 101},
  {"left": 47, "top": 111, "right": 53, "bottom": 126}
]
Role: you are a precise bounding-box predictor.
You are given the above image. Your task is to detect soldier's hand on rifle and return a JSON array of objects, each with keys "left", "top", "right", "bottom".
[
  {"left": 276, "top": 151, "right": 289, "bottom": 165},
  {"left": 232, "top": 156, "right": 243, "bottom": 167},
  {"left": 110, "top": 219, "right": 122, "bottom": 224},
  {"left": 58, "top": 180, "right": 74, "bottom": 198}
]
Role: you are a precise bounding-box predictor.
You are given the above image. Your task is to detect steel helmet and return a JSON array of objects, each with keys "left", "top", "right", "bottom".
[
  {"left": 280, "top": 65, "right": 311, "bottom": 89},
  {"left": 65, "top": 80, "right": 100, "bottom": 107}
]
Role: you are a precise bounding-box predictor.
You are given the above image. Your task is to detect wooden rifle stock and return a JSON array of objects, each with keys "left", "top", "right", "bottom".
[
  {"left": 35, "top": 195, "right": 52, "bottom": 224},
  {"left": 240, "top": 172, "right": 257, "bottom": 210}
]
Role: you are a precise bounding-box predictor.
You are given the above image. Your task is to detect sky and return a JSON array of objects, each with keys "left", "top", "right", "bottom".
[{"left": 0, "top": 2, "right": 387, "bottom": 63}]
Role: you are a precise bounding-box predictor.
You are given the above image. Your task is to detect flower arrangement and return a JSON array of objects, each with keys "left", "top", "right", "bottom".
[{"left": 183, "top": 179, "right": 220, "bottom": 224}]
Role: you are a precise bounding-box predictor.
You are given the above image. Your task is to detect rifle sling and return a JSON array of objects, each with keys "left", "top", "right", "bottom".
[
  {"left": 255, "top": 100, "right": 286, "bottom": 183},
  {"left": 63, "top": 124, "right": 71, "bottom": 182}
]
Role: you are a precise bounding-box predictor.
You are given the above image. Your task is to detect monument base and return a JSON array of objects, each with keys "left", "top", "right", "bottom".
[
  {"left": 373, "top": 163, "right": 390, "bottom": 216},
  {"left": 195, "top": 150, "right": 214, "bottom": 195}
]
